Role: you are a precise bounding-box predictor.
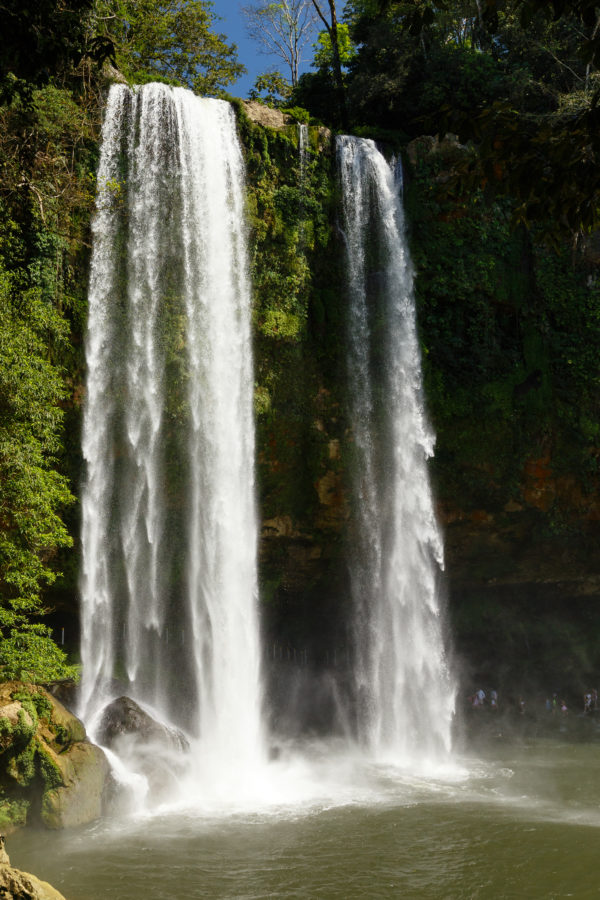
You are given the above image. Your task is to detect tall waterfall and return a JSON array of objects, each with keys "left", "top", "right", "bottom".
[
  {"left": 79, "top": 84, "right": 264, "bottom": 772},
  {"left": 338, "top": 136, "right": 455, "bottom": 764}
]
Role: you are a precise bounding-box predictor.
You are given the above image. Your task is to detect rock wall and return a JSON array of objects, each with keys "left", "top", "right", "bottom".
[{"left": 237, "top": 111, "right": 600, "bottom": 701}]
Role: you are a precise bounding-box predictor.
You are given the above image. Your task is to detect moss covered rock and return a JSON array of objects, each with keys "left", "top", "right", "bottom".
[
  {"left": 0, "top": 682, "right": 109, "bottom": 831},
  {"left": 41, "top": 740, "right": 109, "bottom": 830}
]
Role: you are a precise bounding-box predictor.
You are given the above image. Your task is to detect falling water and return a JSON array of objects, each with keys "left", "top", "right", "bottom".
[
  {"left": 337, "top": 136, "right": 455, "bottom": 764},
  {"left": 79, "top": 84, "right": 264, "bottom": 774},
  {"left": 298, "top": 123, "right": 308, "bottom": 181}
]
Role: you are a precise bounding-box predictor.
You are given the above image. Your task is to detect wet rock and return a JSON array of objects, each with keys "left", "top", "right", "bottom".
[
  {"left": 98, "top": 698, "right": 190, "bottom": 808},
  {"left": 44, "top": 680, "right": 78, "bottom": 714},
  {"left": 96, "top": 696, "right": 189, "bottom": 753}
]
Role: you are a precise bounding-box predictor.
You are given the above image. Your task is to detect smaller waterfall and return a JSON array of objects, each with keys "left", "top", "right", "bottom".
[
  {"left": 338, "top": 136, "right": 455, "bottom": 764},
  {"left": 298, "top": 123, "right": 308, "bottom": 181}
]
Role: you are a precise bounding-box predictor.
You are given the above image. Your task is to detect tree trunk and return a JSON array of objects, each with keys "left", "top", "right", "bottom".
[{"left": 310, "top": 0, "right": 349, "bottom": 129}]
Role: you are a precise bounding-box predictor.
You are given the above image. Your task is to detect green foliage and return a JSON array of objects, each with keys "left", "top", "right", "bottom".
[
  {"left": 0, "top": 80, "right": 94, "bottom": 681},
  {"left": 292, "top": 0, "right": 600, "bottom": 237},
  {"left": 406, "top": 140, "right": 600, "bottom": 516},
  {"left": 312, "top": 22, "right": 355, "bottom": 70},
  {"left": 36, "top": 746, "right": 63, "bottom": 790},
  {"left": 0, "top": 798, "right": 28, "bottom": 829},
  {"left": 0, "top": 270, "right": 74, "bottom": 622},
  {"left": 249, "top": 71, "right": 293, "bottom": 106},
  {"left": 0, "top": 0, "right": 95, "bottom": 103},
  {"left": 0, "top": 631, "right": 78, "bottom": 684},
  {"left": 281, "top": 105, "right": 311, "bottom": 122},
  {"left": 235, "top": 105, "right": 344, "bottom": 526},
  {"left": 11, "top": 689, "right": 52, "bottom": 721},
  {"left": 92, "top": 0, "right": 245, "bottom": 95}
]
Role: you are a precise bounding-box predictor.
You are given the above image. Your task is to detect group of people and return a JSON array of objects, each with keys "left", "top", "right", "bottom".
[
  {"left": 467, "top": 688, "right": 599, "bottom": 716},
  {"left": 468, "top": 688, "right": 498, "bottom": 710},
  {"left": 544, "top": 694, "right": 569, "bottom": 715},
  {"left": 544, "top": 690, "right": 599, "bottom": 716}
]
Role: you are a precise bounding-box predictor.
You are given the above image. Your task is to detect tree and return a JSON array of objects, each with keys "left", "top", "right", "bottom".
[
  {"left": 0, "top": 0, "right": 96, "bottom": 104},
  {"left": 249, "top": 71, "right": 293, "bottom": 105},
  {"left": 0, "top": 265, "right": 76, "bottom": 683},
  {"left": 339, "top": 0, "right": 600, "bottom": 240},
  {"left": 310, "top": 0, "right": 348, "bottom": 126},
  {"left": 91, "top": 0, "right": 245, "bottom": 95},
  {"left": 242, "top": 0, "right": 318, "bottom": 87}
]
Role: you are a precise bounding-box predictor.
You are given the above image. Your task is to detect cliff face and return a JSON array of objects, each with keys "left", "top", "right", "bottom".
[
  {"left": 24, "top": 91, "right": 599, "bottom": 701},
  {"left": 238, "top": 108, "right": 600, "bottom": 696}
]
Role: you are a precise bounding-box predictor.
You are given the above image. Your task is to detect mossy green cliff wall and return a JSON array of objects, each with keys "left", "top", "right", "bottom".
[
  {"left": 11, "top": 86, "right": 599, "bottom": 702},
  {"left": 237, "top": 108, "right": 600, "bottom": 697}
]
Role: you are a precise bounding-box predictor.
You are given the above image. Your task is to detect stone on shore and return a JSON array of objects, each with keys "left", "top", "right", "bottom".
[{"left": 0, "top": 834, "right": 67, "bottom": 899}]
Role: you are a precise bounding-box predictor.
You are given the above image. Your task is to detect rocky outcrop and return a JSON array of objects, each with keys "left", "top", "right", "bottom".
[
  {"left": 241, "top": 100, "right": 293, "bottom": 129},
  {"left": 0, "top": 835, "right": 67, "bottom": 900},
  {"left": 0, "top": 682, "right": 109, "bottom": 831}
]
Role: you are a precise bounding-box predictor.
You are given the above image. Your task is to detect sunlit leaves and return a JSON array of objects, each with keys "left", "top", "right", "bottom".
[
  {"left": 0, "top": 267, "right": 74, "bottom": 682},
  {"left": 92, "top": 0, "right": 245, "bottom": 96}
]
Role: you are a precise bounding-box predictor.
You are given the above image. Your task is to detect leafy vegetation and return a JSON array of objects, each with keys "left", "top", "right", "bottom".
[
  {"left": 294, "top": 0, "right": 600, "bottom": 240},
  {"left": 0, "top": 0, "right": 599, "bottom": 693},
  {"left": 90, "top": 0, "right": 245, "bottom": 95}
]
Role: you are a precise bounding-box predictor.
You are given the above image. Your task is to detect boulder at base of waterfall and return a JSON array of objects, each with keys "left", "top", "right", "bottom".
[
  {"left": 0, "top": 834, "right": 67, "bottom": 900},
  {"left": 40, "top": 739, "right": 110, "bottom": 829},
  {"left": 96, "top": 696, "right": 189, "bottom": 753},
  {"left": 97, "top": 697, "right": 190, "bottom": 806},
  {"left": 0, "top": 681, "right": 110, "bottom": 831}
]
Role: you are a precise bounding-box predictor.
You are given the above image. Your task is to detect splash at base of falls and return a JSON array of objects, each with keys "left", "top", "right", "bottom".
[{"left": 101, "top": 731, "right": 467, "bottom": 820}]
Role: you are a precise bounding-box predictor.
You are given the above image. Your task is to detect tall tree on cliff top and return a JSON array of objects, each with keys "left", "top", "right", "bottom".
[
  {"left": 242, "top": 0, "right": 318, "bottom": 88},
  {"left": 310, "top": 0, "right": 349, "bottom": 126},
  {"left": 0, "top": 0, "right": 95, "bottom": 102},
  {"left": 342, "top": 0, "right": 600, "bottom": 240},
  {"left": 92, "top": 0, "right": 245, "bottom": 95}
]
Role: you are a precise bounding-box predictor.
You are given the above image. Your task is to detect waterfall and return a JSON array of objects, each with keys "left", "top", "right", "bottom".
[
  {"left": 298, "top": 123, "right": 308, "bottom": 181},
  {"left": 337, "top": 135, "right": 455, "bottom": 764},
  {"left": 79, "top": 84, "right": 264, "bottom": 773}
]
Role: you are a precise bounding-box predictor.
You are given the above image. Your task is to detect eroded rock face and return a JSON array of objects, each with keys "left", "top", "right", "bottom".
[
  {"left": 0, "top": 864, "right": 67, "bottom": 900},
  {"left": 241, "top": 100, "right": 292, "bottom": 129},
  {"left": 41, "top": 740, "right": 109, "bottom": 830}
]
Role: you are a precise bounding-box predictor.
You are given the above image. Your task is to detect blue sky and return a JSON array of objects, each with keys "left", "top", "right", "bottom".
[{"left": 213, "top": 0, "right": 317, "bottom": 98}]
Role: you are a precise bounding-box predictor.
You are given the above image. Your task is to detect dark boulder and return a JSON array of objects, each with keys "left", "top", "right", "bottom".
[
  {"left": 97, "top": 696, "right": 189, "bottom": 753},
  {"left": 97, "top": 697, "right": 190, "bottom": 808}
]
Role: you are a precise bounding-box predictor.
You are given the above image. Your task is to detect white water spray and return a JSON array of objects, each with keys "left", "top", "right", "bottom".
[
  {"left": 79, "top": 84, "right": 265, "bottom": 777},
  {"left": 338, "top": 136, "right": 455, "bottom": 764}
]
